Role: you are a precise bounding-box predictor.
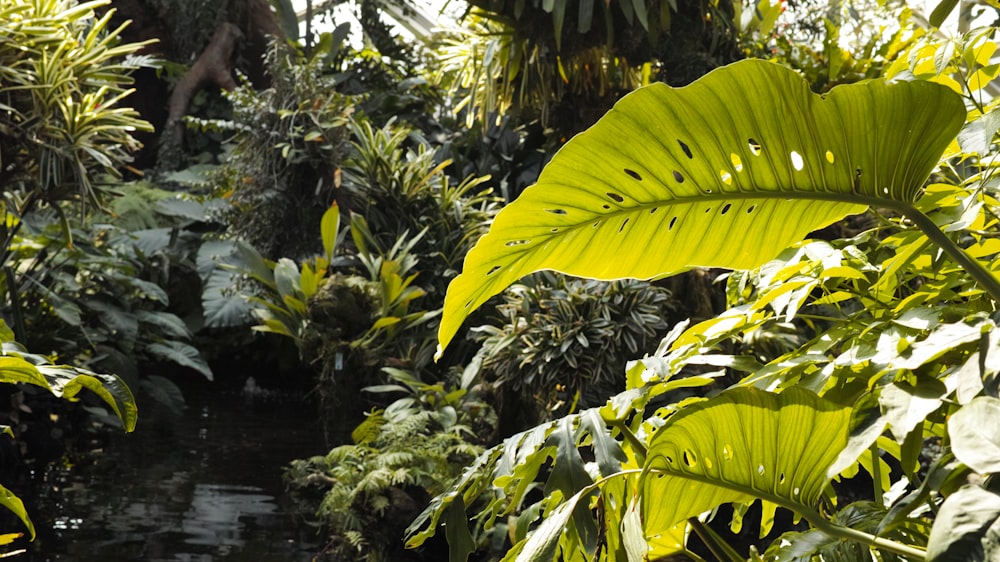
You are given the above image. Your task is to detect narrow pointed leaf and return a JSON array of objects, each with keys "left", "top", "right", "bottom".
[
  {"left": 438, "top": 59, "right": 965, "bottom": 354},
  {"left": 641, "top": 387, "right": 854, "bottom": 540}
]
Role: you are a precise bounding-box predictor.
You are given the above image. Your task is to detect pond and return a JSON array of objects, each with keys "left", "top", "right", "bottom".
[{"left": 24, "top": 383, "right": 327, "bottom": 561}]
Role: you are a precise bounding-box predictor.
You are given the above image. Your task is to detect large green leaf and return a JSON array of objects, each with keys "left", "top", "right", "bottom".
[
  {"left": 437, "top": 59, "right": 965, "bottom": 354},
  {"left": 0, "top": 355, "right": 137, "bottom": 432},
  {"left": 641, "top": 387, "right": 853, "bottom": 542}
]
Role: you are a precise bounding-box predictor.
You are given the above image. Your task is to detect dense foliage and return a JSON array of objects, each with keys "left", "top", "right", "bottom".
[
  {"left": 412, "top": 24, "right": 1000, "bottom": 562},
  {"left": 4, "top": 0, "right": 999, "bottom": 560},
  {"left": 0, "top": 0, "right": 148, "bottom": 544}
]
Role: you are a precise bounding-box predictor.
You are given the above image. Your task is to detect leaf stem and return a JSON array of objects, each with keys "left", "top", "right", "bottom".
[
  {"left": 902, "top": 204, "right": 1000, "bottom": 303},
  {"left": 803, "top": 511, "right": 927, "bottom": 560},
  {"left": 688, "top": 517, "right": 745, "bottom": 562},
  {"left": 871, "top": 443, "right": 884, "bottom": 509},
  {"left": 609, "top": 419, "right": 648, "bottom": 459}
]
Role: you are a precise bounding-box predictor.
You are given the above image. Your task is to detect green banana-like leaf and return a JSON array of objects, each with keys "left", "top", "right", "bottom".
[
  {"left": 641, "top": 387, "right": 853, "bottom": 543},
  {"left": 0, "top": 482, "right": 33, "bottom": 540},
  {"left": 437, "top": 59, "right": 965, "bottom": 355},
  {"left": 0, "top": 355, "right": 138, "bottom": 432}
]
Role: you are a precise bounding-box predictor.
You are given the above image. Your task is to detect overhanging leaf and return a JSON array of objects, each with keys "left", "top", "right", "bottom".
[
  {"left": 0, "top": 483, "right": 33, "bottom": 540},
  {"left": 641, "top": 387, "right": 854, "bottom": 540},
  {"left": 437, "top": 59, "right": 965, "bottom": 355},
  {"left": 0, "top": 356, "right": 137, "bottom": 432}
]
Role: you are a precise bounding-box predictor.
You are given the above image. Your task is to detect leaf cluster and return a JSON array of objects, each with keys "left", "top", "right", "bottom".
[
  {"left": 0, "top": 0, "right": 153, "bottom": 208},
  {"left": 472, "top": 272, "right": 673, "bottom": 414},
  {"left": 286, "top": 370, "right": 485, "bottom": 562},
  {"left": 414, "top": 49, "right": 1000, "bottom": 561}
]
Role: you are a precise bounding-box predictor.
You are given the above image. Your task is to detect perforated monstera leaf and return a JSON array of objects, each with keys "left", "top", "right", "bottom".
[
  {"left": 437, "top": 59, "right": 966, "bottom": 354},
  {"left": 641, "top": 387, "right": 853, "bottom": 544}
]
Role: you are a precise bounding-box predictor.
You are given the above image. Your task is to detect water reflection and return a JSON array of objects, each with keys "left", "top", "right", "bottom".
[{"left": 28, "top": 388, "right": 325, "bottom": 561}]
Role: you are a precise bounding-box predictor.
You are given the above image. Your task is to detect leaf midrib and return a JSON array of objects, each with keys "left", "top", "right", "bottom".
[
  {"left": 512, "top": 190, "right": 909, "bottom": 244},
  {"left": 643, "top": 461, "right": 825, "bottom": 528}
]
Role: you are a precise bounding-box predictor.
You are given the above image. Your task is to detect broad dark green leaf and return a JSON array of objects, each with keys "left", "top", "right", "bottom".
[
  {"left": 444, "top": 499, "right": 476, "bottom": 562},
  {"left": 202, "top": 268, "right": 253, "bottom": 328},
  {"left": 642, "top": 387, "right": 854, "bottom": 539},
  {"left": 136, "top": 310, "right": 191, "bottom": 340},
  {"left": 147, "top": 341, "right": 214, "bottom": 380},
  {"left": 437, "top": 59, "right": 965, "bottom": 355}
]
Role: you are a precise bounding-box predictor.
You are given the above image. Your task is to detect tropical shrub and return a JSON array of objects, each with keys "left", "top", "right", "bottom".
[
  {"left": 736, "top": 0, "right": 918, "bottom": 91},
  {"left": 0, "top": 0, "right": 149, "bottom": 543},
  {"left": 9, "top": 203, "right": 213, "bottom": 401},
  {"left": 471, "top": 272, "right": 673, "bottom": 425},
  {"left": 410, "top": 54, "right": 1000, "bottom": 560},
  {"left": 215, "top": 40, "right": 354, "bottom": 260},
  {"left": 286, "top": 366, "right": 490, "bottom": 562},
  {"left": 0, "top": 0, "right": 153, "bottom": 208}
]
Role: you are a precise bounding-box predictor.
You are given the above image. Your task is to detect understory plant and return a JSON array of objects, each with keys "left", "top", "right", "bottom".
[
  {"left": 286, "top": 366, "right": 490, "bottom": 562},
  {"left": 224, "top": 109, "right": 500, "bottom": 556},
  {"left": 0, "top": 0, "right": 148, "bottom": 544},
  {"left": 409, "top": 32, "right": 1000, "bottom": 562},
  {"left": 472, "top": 272, "right": 673, "bottom": 426}
]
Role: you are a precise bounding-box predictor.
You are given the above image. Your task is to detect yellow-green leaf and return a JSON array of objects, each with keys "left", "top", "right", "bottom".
[
  {"left": 437, "top": 59, "right": 965, "bottom": 355},
  {"left": 641, "top": 387, "right": 853, "bottom": 542}
]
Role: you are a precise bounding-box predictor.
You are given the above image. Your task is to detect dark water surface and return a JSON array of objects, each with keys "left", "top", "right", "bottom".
[{"left": 28, "top": 388, "right": 327, "bottom": 561}]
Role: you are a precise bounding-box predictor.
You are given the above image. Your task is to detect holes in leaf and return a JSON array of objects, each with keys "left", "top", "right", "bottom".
[
  {"left": 746, "top": 205, "right": 756, "bottom": 214},
  {"left": 602, "top": 204, "right": 611, "bottom": 210},
  {"left": 721, "top": 203, "right": 732, "bottom": 215},
  {"left": 546, "top": 208, "right": 567, "bottom": 215},
  {"left": 779, "top": 472, "right": 786, "bottom": 484},
  {"left": 757, "top": 465, "right": 765, "bottom": 476},
  {"left": 683, "top": 450, "right": 697, "bottom": 467},
  {"left": 854, "top": 168, "right": 862, "bottom": 191},
  {"left": 465, "top": 300, "right": 473, "bottom": 309},
  {"left": 624, "top": 168, "right": 643, "bottom": 181},
  {"left": 551, "top": 228, "right": 559, "bottom": 233},
  {"left": 668, "top": 216, "right": 677, "bottom": 230},
  {"left": 487, "top": 265, "right": 501, "bottom": 276},
  {"left": 793, "top": 487, "right": 800, "bottom": 496},
  {"left": 748, "top": 138, "right": 762, "bottom": 155},
  {"left": 720, "top": 171, "right": 733, "bottom": 185},
  {"left": 592, "top": 221, "right": 601, "bottom": 228},
  {"left": 730, "top": 153, "right": 744, "bottom": 172},
  {"left": 618, "top": 218, "right": 629, "bottom": 233},
  {"left": 790, "top": 150, "right": 804, "bottom": 171},
  {"left": 650, "top": 207, "right": 658, "bottom": 215},
  {"left": 505, "top": 239, "right": 531, "bottom": 247},
  {"left": 825, "top": 150, "right": 835, "bottom": 164},
  {"left": 607, "top": 192, "right": 624, "bottom": 203},
  {"left": 665, "top": 456, "right": 674, "bottom": 465},
  {"left": 678, "top": 139, "right": 693, "bottom": 159},
  {"left": 882, "top": 186, "right": 890, "bottom": 195},
  {"left": 704, "top": 207, "right": 712, "bottom": 213},
  {"left": 672, "top": 170, "right": 684, "bottom": 183},
  {"left": 722, "top": 444, "right": 734, "bottom": 461}
]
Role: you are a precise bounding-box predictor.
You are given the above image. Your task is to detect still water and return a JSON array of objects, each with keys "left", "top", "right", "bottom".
[{"left": 27, "top": 387, "right": 327, "bottom": 561}]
